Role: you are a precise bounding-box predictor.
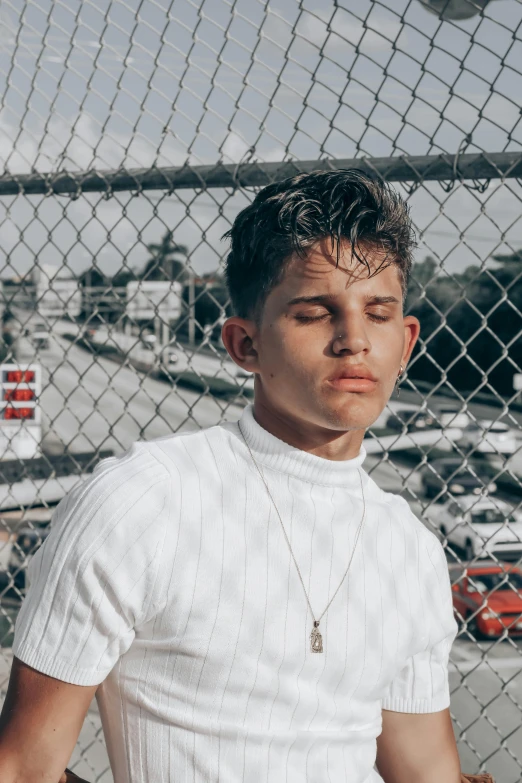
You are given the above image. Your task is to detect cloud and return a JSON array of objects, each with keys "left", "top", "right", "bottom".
[
  {"left": 220, "top": 130, "right": 284, "bottom": 164},
  {"left": 298, "top": 11, "right": 405, "bottom": 54},
  {"left": 0, "top": 111, "right": 189, "bottom": 175},
  {"left": 220, "top": 132, "right": 251, "bottom": 165}
]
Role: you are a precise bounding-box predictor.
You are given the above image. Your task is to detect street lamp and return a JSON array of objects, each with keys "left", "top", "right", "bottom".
[{"left": 417, "top": 0, "right": 496, "bottom": 20}]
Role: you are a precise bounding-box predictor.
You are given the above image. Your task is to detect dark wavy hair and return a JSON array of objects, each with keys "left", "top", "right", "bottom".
[{"left": 223, "top": 169, "right": 416, "bottom": 324}]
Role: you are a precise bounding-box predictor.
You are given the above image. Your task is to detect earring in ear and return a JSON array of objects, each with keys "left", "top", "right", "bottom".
[{"left": 396, "top": 365, "right": 404, "bottom": 397}]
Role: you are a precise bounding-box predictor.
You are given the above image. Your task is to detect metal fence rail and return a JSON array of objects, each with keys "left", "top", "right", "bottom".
[
  {"left": 0, "top": 151, "right": 522, "bottom": 195},
  {"left": 1, "top": 0, "right": 522, "bottom": 780}
]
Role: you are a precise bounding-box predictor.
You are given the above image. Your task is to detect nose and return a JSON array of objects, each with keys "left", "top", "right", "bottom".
[{"left": 332, "top": 314, "right": 371, "bottom": 355}]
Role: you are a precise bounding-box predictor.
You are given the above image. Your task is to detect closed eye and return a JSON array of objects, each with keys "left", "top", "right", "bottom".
[
  {"left": 294, "top": 313, "right": 329, "bottom": 323},
  {"left": 294, "top": 312, "right": 392, "bottom": 324},
  {"left": 368, "top": 313, "right": 390, "bottom": 322}
]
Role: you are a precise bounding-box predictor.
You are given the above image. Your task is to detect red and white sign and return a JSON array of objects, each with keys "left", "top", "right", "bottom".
[{"left": 0, "top": 364, "right": 42, "bottom": 459}]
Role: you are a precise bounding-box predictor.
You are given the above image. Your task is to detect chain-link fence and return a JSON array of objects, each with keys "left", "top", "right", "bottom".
[{"left": 1, "top": 0, "right": 522, "bottom": 780}]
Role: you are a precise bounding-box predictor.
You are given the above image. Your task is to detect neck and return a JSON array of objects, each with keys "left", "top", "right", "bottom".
[{"left": 252, "top": 395, "right": 366, "bottom": 462}]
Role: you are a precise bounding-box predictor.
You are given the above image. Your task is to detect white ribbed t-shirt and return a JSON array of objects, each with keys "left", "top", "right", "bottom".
[{"left": 13, "top": 404, "right": 458, "bottom": 783}]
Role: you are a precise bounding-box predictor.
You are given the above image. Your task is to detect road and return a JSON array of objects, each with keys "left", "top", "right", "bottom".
[
  {"left": 450, "top": 641, "right": 522, "bottom": 782},
  {"left": 87, "top": 325, "right": 255, "bottom": 389},
  {"left": 1, "top": 318, "right": 520, "bottom": 781},
  {"left": 22, "top": 332, "right": 246, "bottom": 456}
]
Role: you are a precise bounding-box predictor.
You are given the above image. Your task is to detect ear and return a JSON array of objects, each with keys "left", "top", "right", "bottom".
[
  {"left": 221, "top": 316, "right": 261, "bottom": 374},
  {"left": 402, "top": 315, "right": 421, "bottom": 366}
]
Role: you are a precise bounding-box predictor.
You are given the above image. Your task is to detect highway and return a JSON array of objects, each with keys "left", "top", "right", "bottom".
[
  {"left": 0, "top": 320, "right": 520, "bottom": 781},
  {"left": 23, "top": 331, "right": 246, "bottom": 456}
]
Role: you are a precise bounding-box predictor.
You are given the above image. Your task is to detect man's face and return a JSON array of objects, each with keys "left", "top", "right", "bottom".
[{"left": 248, "top": 242, "right": 419, "bottom": 433}]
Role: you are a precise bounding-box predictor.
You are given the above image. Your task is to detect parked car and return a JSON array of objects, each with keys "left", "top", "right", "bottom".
[
  {"left": 158, "top": 342, "right": 180, "bottom": 369},
  {"left": 427, "top": 495, "right": 522, "bottom": 561},
  {"left": 431, "top": 404, "right": 470, "bottom": 429},
  {"left": 420, "top": 457, "right": 498, "bottom": 500},
  {"left": 458, "top": 419, "right": 519, "bottom": 455},
  {"left": 479, "top": 453, "right": 522, "bottom": 499},
  {"left": 449, "top": 561, "right": 522, "bottom": 638},
  {"left": 7, "top": 522, "right": 51, "bottom": 592},
  {"left": 386, "top": 407, "right": 438, "bottom": 432},
  {"left": 30, "top": 322, "right": 50, "bottom": 350},
  {"left": 161, "top": 348, "right": 179, "bottom": 365}
]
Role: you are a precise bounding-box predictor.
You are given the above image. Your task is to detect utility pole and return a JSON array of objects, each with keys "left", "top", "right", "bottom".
[
  {"left": 162, "top": 319, "right": 169, "bottom": 348},
  {"left": 188, "top": 272, "right": 195, "bottom": 348}
]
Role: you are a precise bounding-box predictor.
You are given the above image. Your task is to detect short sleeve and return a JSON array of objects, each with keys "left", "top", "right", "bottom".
[
  {"left": 12, "top": 442, "right": 171, "bottom": 686},
  {"left": 381, "top": 533, "right": 458, "bottom": 714}
]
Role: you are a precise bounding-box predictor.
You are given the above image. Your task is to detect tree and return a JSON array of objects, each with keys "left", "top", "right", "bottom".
[
  {"left": 408, "top": 255, "right": 438, "bottom": 289},
  {"left": 111, "top": 268, "right": 137, "bottom": 287},
  {"left": 489, "top": 249, "right": 522, "bottom": 267},
  {"left": 140, "top": 231, "right": 190, "bottom": 283},
  {"left": 405, "top": 251, "right": 522, "bottom": 398},
  {"left": 78, "top": 267, "right": 110, "bottom": 288},
  {"left": 175, "top": 282, "right": 232, "bottom": 344}
]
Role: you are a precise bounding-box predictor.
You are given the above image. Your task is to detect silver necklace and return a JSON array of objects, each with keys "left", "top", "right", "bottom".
[{"left": 238, "top": 421, "right": 366, "bottom": 654}]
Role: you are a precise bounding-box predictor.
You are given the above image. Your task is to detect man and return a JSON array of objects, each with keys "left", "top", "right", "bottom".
[{"left": 0, "top": 170, "right": 461, "bottom": 782}]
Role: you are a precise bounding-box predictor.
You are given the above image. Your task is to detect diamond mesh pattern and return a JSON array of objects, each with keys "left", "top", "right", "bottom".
[{"left": 1, "top": 0, "right": 522, "bottom": 780}]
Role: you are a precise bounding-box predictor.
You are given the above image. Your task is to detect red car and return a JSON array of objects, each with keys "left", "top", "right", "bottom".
[{"left": 449, "top": 561, "right": 522, "bottom": 638}]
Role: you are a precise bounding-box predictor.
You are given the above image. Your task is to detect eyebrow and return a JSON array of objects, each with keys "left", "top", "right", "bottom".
[{"left": 286, "top": 294, "right": 401, "bottom": 306}]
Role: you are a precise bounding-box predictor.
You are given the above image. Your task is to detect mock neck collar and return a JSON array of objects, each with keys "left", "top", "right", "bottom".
[{"left": 234, "top": 404, "right": 366, "bottom": 488}]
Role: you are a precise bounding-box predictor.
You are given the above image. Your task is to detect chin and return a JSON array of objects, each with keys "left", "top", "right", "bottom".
[{"left": 318, "top": 398, "right": 381, "bottom": 431}]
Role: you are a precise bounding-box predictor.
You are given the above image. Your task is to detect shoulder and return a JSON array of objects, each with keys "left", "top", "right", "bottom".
[
  {"left": 93, "top": 439, "right": 169, "bottom": 480},
  {"left": 65, "top": 422, "right": 236, "bottom": 532},
  {"left": 374, "top": 489, "right": 454, "bottom": 633},
  {"left": 139, "top": 421, "right": 236, "bottom": 475},
  {"left": 49, "top": 441, "right": 173, "bottom": 542},
  {"left": 370, "top": 481, "right": 444, "bottom": 560},
  {"left": 85, "top": 440, "right": 172, "bottom": 504}
]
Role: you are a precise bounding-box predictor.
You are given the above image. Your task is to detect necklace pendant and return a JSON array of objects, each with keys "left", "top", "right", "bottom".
[{"left": 310, "top": 621, "right": 323, "bottom": 653}]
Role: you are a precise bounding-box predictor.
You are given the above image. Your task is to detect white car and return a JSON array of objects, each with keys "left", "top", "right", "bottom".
[
  {"left": 161, "top": 348, "right": 179, "bottom": 365},
  {"left": 427, "top": 495, "right": 522, "bottom": 562},
  {"left": 30, "top": 322, "right": 50, "bottom": 350},
  {"left": 432, "top": 405, "right": 470, "bottom": 429},
  {"left": 458, "top": 419, "right": 519, "bottom": 455}
]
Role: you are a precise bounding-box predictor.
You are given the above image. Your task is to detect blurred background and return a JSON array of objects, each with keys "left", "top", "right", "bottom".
[{"left": 0, "top": 0, "right": 522, "bottom": 779}]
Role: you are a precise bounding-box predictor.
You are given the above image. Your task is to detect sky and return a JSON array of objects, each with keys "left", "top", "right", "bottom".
[{"left": 0, "top": 0, "right": 521, "bottom": 282}]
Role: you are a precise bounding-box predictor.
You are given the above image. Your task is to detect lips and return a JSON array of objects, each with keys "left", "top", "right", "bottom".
[
  {"left": 327, "top": 365, "right": 378, "bottom": 393},
  {"left": 330, "top": 366, "right": 377, "bottom": 382}
]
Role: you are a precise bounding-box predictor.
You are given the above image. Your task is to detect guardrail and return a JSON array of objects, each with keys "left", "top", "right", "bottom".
[{"left": 0, "top": 451, "right": 114, "bottom": 486}]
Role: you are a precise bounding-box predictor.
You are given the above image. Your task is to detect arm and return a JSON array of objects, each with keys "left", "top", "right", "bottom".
[
  {"left": 376, "top": 707, "right": 461, "bottom": 783},
  {"left": 3, "top": 447, "right": 171, "bottom": 782},
  {"left": 0, "top": 656, "right": 96, "bottom": 783}
]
